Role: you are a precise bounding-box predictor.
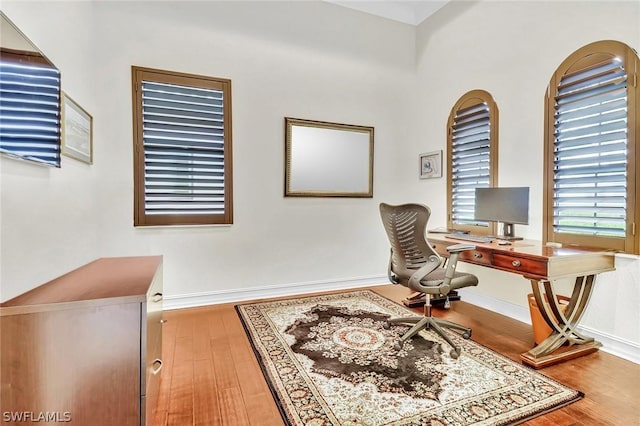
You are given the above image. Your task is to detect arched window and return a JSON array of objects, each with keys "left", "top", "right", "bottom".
[
  {"left": 544, "top": 40, "right": 639, "bottom": 254},
  {"left": 447, "top": 90, "right": 499, "bottom": 235}
]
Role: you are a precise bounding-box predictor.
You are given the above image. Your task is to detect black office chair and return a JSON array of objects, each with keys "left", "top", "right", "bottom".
[{"left": 379, "top": 203, "right": 479, "bottom": 359}]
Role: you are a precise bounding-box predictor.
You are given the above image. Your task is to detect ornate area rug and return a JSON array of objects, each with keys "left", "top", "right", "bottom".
[{"left": 236, "top": 290, "right": 582, "bottom": 425}]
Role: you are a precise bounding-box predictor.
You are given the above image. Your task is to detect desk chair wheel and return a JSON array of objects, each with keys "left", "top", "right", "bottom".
[
  {"left": 462, "top": 330, "right": 472, "bottom": 339},
  {"left": 450, "top": 348, "right": 461, "bottom": 359}
]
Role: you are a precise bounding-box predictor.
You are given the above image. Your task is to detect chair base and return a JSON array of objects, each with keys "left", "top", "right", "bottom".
[
  {"left": 387, "top": 315, "right": 472, "bottom": 359},
  {"left": 402, "top": 290, "right": 461, "bottom": 308}
]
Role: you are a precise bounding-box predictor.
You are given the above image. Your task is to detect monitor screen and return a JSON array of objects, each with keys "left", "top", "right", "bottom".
[{"left": 474, "top": 187, "right": 530, "bottom": 225}]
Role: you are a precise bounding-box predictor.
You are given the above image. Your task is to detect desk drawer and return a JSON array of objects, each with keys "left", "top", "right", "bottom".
[
  {"left": 431, "top": 242, "right": 492, "bottom": 267},
  {"left": 431, "top": 242, "right": 449, "bottom": 257},
  {"left": 459, "top": 249, "right": 492, "bottom": 266},
  {"left": 493, "top": 253, "right": 547, "bottom": 276}
]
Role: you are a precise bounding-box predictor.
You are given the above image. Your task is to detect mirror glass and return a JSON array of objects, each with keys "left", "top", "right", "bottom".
[
  {"left": 285, "top": 117, "right": 374, "bottom": 197},
  {"left": 1, "top": 12, "right": 62, "bottom": 167}
]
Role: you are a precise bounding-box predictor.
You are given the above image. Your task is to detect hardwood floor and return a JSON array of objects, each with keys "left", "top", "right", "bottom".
[{"left": 153, "top": 285, "right": 640, "bottom": 425}]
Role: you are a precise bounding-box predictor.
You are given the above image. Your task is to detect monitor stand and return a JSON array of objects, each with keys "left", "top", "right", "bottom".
[{"left": 493, "top": 222, "right": 523, "bottom": 241}]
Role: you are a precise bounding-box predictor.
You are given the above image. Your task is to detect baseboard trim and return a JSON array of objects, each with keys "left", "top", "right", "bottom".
[
  {"left": 459, "top": 289, "right": 640, "bottom": 365},
  {"left": 162, "top": 274, "right": 390, "bottom": 310},
  {"left": 164, "top": 279, "right": 639, "bottom": 365}
]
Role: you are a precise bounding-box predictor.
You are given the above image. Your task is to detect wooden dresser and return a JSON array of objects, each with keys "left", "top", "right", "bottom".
[{"left": 0, "top": 256, "right": 163, "bottom": 425}]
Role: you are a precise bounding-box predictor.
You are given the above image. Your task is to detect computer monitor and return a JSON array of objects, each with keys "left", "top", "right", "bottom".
[{"left": 474, "top": 187, "right": 529, "bottom": 240}]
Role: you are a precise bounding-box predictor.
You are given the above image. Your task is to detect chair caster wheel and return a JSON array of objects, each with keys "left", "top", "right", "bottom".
[
  {"left": 394, "top": 342, "right": 403, "bottom": 351},
  {"left": 383, "top": 322, "right": 391, "bottom": 330},
  {"left": 462, "top": 330, "right": 472, "bottom": 339},
  {"left": 450, "top": 349, "right": 461, "bottom": 359}
]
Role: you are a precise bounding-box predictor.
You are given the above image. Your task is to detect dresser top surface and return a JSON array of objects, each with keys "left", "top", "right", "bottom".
[{"left": 1, "top": 256, "right": 163, "bottom": 308}]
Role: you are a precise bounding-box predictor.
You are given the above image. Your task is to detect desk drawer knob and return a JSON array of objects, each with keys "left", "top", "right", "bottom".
[
  {"left": 473, "top": 252, "right": 483, "bottom": 259},
  {"left": 512, "top": 260, "right": 521, "bottom": 267}
]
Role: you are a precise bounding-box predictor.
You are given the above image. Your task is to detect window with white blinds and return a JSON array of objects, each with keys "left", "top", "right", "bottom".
[
  {"left": 447, "top": 90, "right": 498, "bottom": 234},
  {"left": 132, "top": 67, "right": 233, "bottom": 226},
  {"left": 553, "top": 58, "right": 627, "bottom": 237},
  {"left": 544, "top": 40, "right": 639, "bottom": 254},
  {"left": 0, "top": 50, "right": 61, "bottom": 167}
]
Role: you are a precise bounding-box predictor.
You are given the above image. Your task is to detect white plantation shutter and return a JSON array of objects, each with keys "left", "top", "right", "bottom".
[
  {"left": 448, "top": 90, "right": 498, "bottom": 233},
  {"left": 0, "top": 53, "right": 61, "bottom": 167},
  {"left": 544, "top": 40, "right": 639, "bottom": 254},
  {"left": 552, "top": 58, "right": 628, "bottom": 238},
  {"left": 142, "top": 81, "right": 225, "bottom": 215},
  {"left": 133, "top": 67, "right": 232, "bottom": 226}
]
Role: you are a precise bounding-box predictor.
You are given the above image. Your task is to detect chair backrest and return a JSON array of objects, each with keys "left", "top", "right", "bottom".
[{"left": 379, "top": 203, "right": 441, "bottom": 282}]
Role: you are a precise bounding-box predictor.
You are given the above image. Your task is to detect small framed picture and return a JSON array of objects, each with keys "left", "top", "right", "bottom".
[
  {"left": 62, "top": 92, "right": 93, "bottom": 164},
  {"left": 419, "top": 150, "right": 442, "bottom": 179}
]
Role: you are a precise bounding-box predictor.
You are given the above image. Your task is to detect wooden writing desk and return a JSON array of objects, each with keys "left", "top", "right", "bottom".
[{"left": 427, "top": 234, "right": 615, "bottom": 368}]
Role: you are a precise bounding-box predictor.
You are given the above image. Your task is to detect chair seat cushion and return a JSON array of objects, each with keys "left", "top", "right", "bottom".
[{"left": 417, "top": 268, "right": 478, "bottom": 292}]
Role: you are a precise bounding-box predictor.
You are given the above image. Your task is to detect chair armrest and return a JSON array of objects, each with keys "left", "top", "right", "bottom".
[
  {"left": 446, "top": 243, "right": 476, "bottom": 253},
  {"left": 407, "top": 255, "right": 441, "bottom": 290},
  {"left": 440, "top": 244, "right": 475, "bottom": 294}
]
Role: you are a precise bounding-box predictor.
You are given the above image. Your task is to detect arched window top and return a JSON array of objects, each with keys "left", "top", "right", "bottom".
[
  {"left": 450, "top": 89, "right": 498, "bottom": 114},
  {"left": 551, "top": 40, "right": 636, "bottom": 79}
]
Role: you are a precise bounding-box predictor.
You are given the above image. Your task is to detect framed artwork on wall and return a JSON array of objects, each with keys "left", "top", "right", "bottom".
[
  {"left": 419, "top": 150, "right": 442, "bottom": 179},
  {"left": 61, "top": 92, "right": 93, "bottom": 164}
]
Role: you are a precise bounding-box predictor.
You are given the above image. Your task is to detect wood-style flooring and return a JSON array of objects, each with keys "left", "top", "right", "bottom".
[{"left": 153, "top": 285, "right": 640, "bottom": 425}]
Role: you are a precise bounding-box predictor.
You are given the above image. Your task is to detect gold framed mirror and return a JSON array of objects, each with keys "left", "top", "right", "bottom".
[{"left": 285, "top": 117, "right": 374, "bottom": 197}]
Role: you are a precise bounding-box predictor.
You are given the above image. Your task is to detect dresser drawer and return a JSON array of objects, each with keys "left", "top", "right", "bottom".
[{"left": 492, "top": 253, "right": 547, "bottom": 276}]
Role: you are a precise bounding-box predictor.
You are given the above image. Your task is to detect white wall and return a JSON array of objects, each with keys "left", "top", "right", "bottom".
[
  {"left": 413, "top": 0, "right": 640, "bottom": 347},
  {"left": 0, "top": 2, "right": 100, "bottom": 302},
  {"left": 0, "top": 1, "right": 417, "bottom": 301}
]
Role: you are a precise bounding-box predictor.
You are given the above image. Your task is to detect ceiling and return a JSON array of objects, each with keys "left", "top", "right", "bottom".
[{"left": 325, "top": 1, "right": 449, "bottom": 25}]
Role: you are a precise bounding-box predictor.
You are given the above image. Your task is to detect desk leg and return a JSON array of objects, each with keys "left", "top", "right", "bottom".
[{"left": 521, "top": 275, "right": 602, "bottom": 369}]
